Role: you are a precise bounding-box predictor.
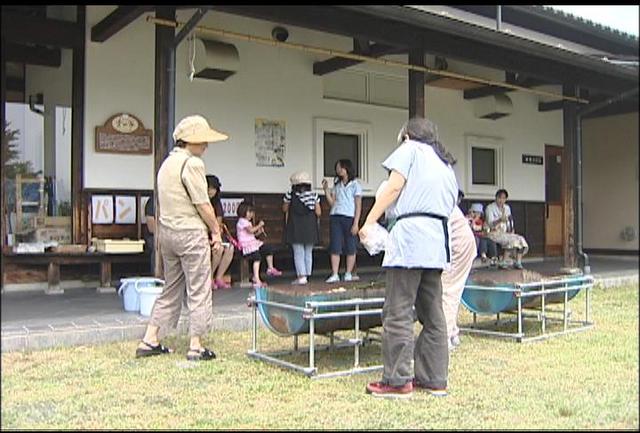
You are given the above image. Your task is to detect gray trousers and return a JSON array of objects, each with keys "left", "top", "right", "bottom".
[
  {"left": 149, "top": 226, "right": 213, "bottom": 337},
  {"left": 382, "top": 268, "right": 448, "bottom": 389},
  {"left": 292, "top": 243, "right": 313, "bottom": 277}
]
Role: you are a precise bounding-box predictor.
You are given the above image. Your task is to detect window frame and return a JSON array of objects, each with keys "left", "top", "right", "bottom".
[
  {"left": 313, "top": 118, "right": 371, "bottom": 190},
  {"left": 465, "top": 134, "right": 503, "bottom": 197}
]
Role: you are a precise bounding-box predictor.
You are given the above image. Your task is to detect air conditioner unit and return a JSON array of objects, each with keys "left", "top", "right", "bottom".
[
  {"left": 473, "top": 93, "right": 513, "bottom": 120},
  {"left": 192, "top": 38, "right": 239, "bottom": 81}
]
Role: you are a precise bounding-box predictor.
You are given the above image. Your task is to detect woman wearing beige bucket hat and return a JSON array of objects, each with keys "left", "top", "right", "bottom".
[
  {"left": 136, "top": 115, "right": 228, "bottom": 362},
  {"left": 283, "top": 171, "right": 321, "bottom": 284}
]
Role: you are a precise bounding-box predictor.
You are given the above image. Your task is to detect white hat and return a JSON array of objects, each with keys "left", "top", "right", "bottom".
[
  {"left": 173, "top": 115, "right": 228, "bottom": 144},
  {"left": 290, "top": 171, "right": 312, "bottom": 185},
  {"left": 470, "top": 203, "right": 484, "bottom": 214}
]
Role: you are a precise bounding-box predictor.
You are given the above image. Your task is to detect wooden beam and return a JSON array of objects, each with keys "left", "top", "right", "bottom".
[
  {"left": 5, "top": 77, "right": 24, "bottom": 93},
  {"left": 538, "top": 100, "right": 567, "bottom": 112},
  {"left": 4, "top": 43, "right": 61, "bottom": 67},
  {"left": 91, "top": 6, "right": 151, "bottom": 42},
  {"left": 562, "top": 84, "right": 577, "bottom": 268},
  {"left": 313, "top": 42, "right": 404, "bottom": 75},
  {"left": 153, "top": 6, "right": 176, "bottom": 277},
  {"left": 72, "top": 6, "right": 87, "bottom": 244},
  {"left": 408, "top": 44, "right": 425, "bottom": 118},
  {"left": 1, "top": 11, "right": 83, "bottom": 49},
  {"left": 174, "top": 7, "right": 209, "bottom": 48}
]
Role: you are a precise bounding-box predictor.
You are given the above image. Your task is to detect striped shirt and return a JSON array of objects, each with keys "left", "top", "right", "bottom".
[{"left": 283, "top": 191, "right": 320, "bottom": 211}]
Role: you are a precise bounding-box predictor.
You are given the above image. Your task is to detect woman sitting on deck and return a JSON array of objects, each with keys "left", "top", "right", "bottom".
[{"left": 485, "top": 189, "right": 529, "bottom": 269}]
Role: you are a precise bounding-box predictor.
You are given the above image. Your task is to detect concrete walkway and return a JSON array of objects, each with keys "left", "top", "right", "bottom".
[{"left": 1, "top": 255, "right": 637, "bottom": 353}]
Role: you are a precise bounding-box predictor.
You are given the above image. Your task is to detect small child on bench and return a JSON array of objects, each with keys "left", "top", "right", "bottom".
[{"left": 236, "top": 202, "right": 282, "bottom": 288}]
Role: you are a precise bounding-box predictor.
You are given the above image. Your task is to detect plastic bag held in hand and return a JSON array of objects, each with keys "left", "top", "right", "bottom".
[{"left": 361, "top": 223, "right": 389, "bottom": 255}]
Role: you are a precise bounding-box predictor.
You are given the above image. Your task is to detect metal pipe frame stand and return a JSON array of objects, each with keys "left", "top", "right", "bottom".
[
  {"left": 247, "top": 295, "right": 384, "bottom": 379},
  {"left": 460, "top": 277, "right": 594, "bottom": 343}
]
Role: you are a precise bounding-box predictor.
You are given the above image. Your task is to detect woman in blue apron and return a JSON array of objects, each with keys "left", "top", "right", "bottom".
[{"left": 359, "top": 118, "right": 459, "bottom": 399}]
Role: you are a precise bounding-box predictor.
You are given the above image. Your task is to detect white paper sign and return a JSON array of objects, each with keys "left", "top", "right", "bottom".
[
  {"left": 115, "top": 195, "right": 136, "bottom": 224},
  {"left": 92, "top": 195, "right": 114, "bottom": 224},
  {"left": 140, "top": 196, "right": 151, "bottom": 225},
  {"left": 220, "top": 198, "right": 245, "bottom": 217}
]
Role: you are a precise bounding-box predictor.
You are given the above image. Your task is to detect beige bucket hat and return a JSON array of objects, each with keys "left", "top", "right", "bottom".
[
  {"left": 172, "top": 115, "right": 228, "bottom": 144},
  {"left": 289, "top": 171, "right": 312, "bottom": 185}
]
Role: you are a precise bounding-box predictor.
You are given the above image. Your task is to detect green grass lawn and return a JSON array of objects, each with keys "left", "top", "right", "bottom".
[{"left": 2, "top": 283, "right": 638, "bottom": 430}]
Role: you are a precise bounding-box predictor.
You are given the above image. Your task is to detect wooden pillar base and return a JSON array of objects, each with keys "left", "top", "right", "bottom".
[
  {"left": 46, "top": 262, "right": 64, "bottom": 295},
  {"left": 97, "top": 261, "right": 114, "bottom": 293}
]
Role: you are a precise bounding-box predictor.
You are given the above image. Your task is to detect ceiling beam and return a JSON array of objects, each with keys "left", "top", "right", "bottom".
[
  {"left": 313, "top": 42, "right": 404, "bottom": 75},
  {"left": 174, "top": 7, "right": 210, "bottom": 48},
  {"left": 91, "top": 6, "right": 151, "bottom": 42},
  {"left": 464, "top": 74, "right": 550, "bottom": 99},
  {"left": 538, "top": 100, "right": 567, "bottom": 112},
  {"left": 1, "top": 11, "right": 83, "bottom": 49},
  {"left": 205, "top": 5, "right": 635, "bottom": 94},
  {"left": 4, "top": 43, "right": 61, "bottom": 67}
]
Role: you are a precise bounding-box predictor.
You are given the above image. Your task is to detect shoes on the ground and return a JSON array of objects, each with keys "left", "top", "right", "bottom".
[
  {"left": 266, "top": 268, "right": 283, "bottom": 277},
  {"left": 292, "top": 277, "right": 308, "bottom": 285},
  {"left": 498, "top": 261, "right": 510, "bottom": 269},
  {"left": 480, "top": 255, "right": 488, "bottom": 264},
  {"left": 213, "top": 278, "right": 231, "bottom": 289},
  {"left": 325, "top": 274, "right": 340, "bottom": 283},
  {"left": 513, "top": 262, "right": 524, "bottom": 270},
  {"left": 135, "top": 341, "right": 173, "bottom": 358},
  {"left": 411, "top": 379, "right": 448, "bottom": 397},
  {"left": 344, "top": 273, "right": 360, "bottom": 282},
  {"left": 366, "top": 381, "right": 413, "bottom": 399},
  {"left": 490, "top": 258, "right": 498, "bottom": 267},
  {"left": 449, "top": 335, "right": 461, "bottom": 352},
  {"left": 186, "top": 347, "right": 216, "bottom": 361}
]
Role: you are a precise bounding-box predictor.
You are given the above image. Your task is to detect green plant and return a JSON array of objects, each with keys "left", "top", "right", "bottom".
[{"left": 2, "top": 120, "right": 39, "bottom": 179}]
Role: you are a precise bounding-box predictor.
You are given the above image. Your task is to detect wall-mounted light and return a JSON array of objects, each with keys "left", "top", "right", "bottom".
[
  {"left": 28, "top": 93, "right": 44, "bottom": 115},
  {"left": 271, "top": 26, "right": 289, "bottom": 42}
]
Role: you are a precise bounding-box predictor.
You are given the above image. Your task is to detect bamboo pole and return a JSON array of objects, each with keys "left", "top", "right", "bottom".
[{"left": 146, "top": 15, "right": 590, "bottom": 104}]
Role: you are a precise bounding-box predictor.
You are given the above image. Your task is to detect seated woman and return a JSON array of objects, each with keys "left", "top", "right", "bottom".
[
  {"left": 484, "top": 189, "right": 529, "bottom": 269},
  {"left": 207, "top": 175, "right": 235, "bottom": 290},
  {"left": 466, "top": 202, "right": 498, "bottom": 266}
]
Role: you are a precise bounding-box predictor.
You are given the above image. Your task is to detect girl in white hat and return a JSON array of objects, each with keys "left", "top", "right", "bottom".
[{"left": 283, "top": 171, "right": 321, "bottom": 284}]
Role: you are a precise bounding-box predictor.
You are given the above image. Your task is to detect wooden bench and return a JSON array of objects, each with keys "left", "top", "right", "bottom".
[{"left": 1, "top": 252, "right": 150, "bottom": 294}]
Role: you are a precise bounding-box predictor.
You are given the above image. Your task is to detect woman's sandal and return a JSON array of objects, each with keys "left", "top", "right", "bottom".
[
  {"left": 135, "top": 341, "right": 173, "bottom": 358},
  {"left": 186, "top": 347, "right": 217, "bottom": 361}
]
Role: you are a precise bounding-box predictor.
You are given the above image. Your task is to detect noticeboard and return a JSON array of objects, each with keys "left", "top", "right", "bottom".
[{"left": 95, "top": 113, "right": 153, "bottom": 154}]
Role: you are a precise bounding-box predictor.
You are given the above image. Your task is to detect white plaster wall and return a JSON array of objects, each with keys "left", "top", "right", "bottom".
[
  {"left": 583, "top": 112, "right": 639, "bottom": 251},
  {"left": 83, "top": 7, "right": 563, "bottom": 201}
]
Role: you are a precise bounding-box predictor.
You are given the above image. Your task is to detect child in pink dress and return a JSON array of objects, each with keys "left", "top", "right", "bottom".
[{"left": 236, "top": 202, "right": 282, "bottom": 288}]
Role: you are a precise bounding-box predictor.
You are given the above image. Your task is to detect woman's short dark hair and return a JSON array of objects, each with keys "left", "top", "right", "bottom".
[
  {"left": 334, "top": 159, "right": 356, "bottom": 184},
  {"left": 495, "top": 189, "right": 509, "bottom": 199},
  {"left": 237, "top": 202, "right": 254, "bottom": 219},
  {"left": 175, "top": 139, "right": 187, "bottom": 148},
  {"left": 206, "top": 175, "right": 222, "bottom": 192},
  {"left": 398, "top": 118, "right": 456, "bottom": 166}
]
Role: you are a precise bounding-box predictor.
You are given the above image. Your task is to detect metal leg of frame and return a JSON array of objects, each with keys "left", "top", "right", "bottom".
[
  {"left": 541, "top": 287, "right": 546, "bottom": 335},
  {"left": 586, "top": 286, "right": 591, "bottom": 324},
  {"left": 473, "top": 312, "right": 477, "bottom": 327},
  {"left": 517, "top": 296, "right": 523, "bottom": 341},
  {"left": 354, "top": 304, "right": 360, "bottom": 368},
  {"left": 309, "top": 316, "right": 315, "bottom": 373},
  {"left": 563, "top": 286, "right": 569, "bottom": 332},
  {"left": 251, "top": 297, "right": 258, "bottom": 352},
  {"left": 294, "top": 335, "right": 298, "bottom": 352}
]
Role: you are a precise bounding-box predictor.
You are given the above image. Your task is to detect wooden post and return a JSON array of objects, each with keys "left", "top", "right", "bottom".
[
  {"left": 72, "top": 6, "right": 87, "bottom": 244},
  {"left": 46, "top": 261, "right": 63, "bottom": 295},
  {"left": 408, "top": 43, "right": 425, "bottom": 119},
  {"left": 153, "top": 6, "right": 176, "bottom": 278},
  {"left": 97, "top": 260, "right": 114, "bottom": 293},
  {"left": 562, "top": 84, "right": 577, "bottom": 268}
]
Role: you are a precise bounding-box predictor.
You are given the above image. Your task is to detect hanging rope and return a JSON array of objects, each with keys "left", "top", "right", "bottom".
[
  {"left": 188, "top": 34, "right": 196, "bottom": 82},
  {"left": 146, "top": 15, "right": 590, "bottom": 104}
]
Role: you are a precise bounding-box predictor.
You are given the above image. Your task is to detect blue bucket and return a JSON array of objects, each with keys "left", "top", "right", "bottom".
[{"left": 118, "top": 278, "right": 164, "bottom": 313}]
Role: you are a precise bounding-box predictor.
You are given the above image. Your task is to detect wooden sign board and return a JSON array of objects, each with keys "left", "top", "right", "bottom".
[{"left": 95, "top": 113, "right": 153, "bottom": 154}]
